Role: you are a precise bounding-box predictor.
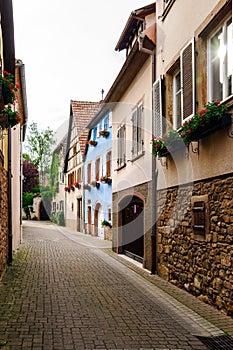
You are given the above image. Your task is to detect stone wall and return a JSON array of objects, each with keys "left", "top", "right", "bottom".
[
  {"left": 0, "top": 151, "right": 8, "bottom": 280},
  {"left": 157, "top": 173, "right": 233, "bottom": 316}
]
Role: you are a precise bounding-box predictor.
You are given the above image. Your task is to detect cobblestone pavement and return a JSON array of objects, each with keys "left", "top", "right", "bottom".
[{"left": 0, "top": 221, "right": 232, "bottom": 350}]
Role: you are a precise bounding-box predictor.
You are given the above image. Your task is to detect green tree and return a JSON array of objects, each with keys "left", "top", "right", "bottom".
[{"left": 24, "top": 122, "right": 55, "bottom": 181}]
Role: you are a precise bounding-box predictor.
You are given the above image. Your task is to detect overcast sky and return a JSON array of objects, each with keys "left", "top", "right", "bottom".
[{"left": 12, "top": 1, "right": 149, "bottom": 132}]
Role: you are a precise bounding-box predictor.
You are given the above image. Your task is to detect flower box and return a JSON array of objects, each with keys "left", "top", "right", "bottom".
[
  {"left": 88, "top": 140, "right": 97, "bottom": 146},
  {"left": 74, "top": 182, "right": 81, "bottom": 189},
  {"left": 178, "top": 101, "right": 229, "bottom": 145},
  {"left": 91, "top": 180, "right": 100, "bottom": 189},
  {"left": 100, "top": 175, "right": 112, "bottom": 184},
  {"left": 0, "top": 71, "right": 19, "bottom": 105},
  {"left": 64, "top": 186, "right": 71, "bottom": 192},
  {"left": 99, "top": 130, "right": 109, "bottom": 138}
]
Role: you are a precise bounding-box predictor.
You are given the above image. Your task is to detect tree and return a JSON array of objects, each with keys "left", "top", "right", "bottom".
[
  {"left": 23, "top": 160, "right": 39, "bottom": 193},
  {"left": 24, "top": 122, "right": 55, "bottom": 182}
]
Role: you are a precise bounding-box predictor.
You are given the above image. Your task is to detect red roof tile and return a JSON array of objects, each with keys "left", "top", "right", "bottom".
[{"left": 71, "top": 100, "right": 100, "bottom": 157}]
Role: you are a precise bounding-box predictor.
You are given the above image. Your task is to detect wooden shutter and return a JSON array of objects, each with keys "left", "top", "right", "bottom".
[
  {"left": 137, "top": 104, "right": 143, "bottom": 154},
  {"left": 181, "top": 39, "right": 195, "bottom": 121},
  {"left": 117, "top": 125, "right": 125, "bottom": 167},
  {"left": 153, "top": 77, "right": 164, "bottom": 138},
  {"left": 132, "top": 109, "right": 137, "bottom": 156}
]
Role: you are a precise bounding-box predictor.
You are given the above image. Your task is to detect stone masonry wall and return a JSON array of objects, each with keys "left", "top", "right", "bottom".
[
  {"left": 0, "top": 152, "right": 8, "bottom": 280},
  {"left": 157, "top": 174, "right": 233, "bottom": 316}
]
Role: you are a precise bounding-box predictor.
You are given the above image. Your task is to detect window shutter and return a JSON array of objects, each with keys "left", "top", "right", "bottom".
[
  {"left": 153, "top": 77, "right": 164, "bottom": 138},
  {"left": 132, "top": 109, "right": 137, "bottom": 156},
  {"left": 181, "top": 39, "right": 195, "bottom": 120},
  {"left": 137, "top": 105, "right": 143, "bottom": 154}
]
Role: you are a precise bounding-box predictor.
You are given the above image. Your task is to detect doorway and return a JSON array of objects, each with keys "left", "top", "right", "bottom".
[{"left": 120, "top": 196, "right": 144, "bottom": 263}]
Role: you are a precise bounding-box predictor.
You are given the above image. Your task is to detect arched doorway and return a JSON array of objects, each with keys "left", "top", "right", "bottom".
[
  {"left": 39, "top": 200, "right": 50, "bottom": 220},
  {"left": 119, "top": 195, "right": 144, "bottom": 263},
  {"left": 94, "top": 203, "right": 104, "bottom": 238}
]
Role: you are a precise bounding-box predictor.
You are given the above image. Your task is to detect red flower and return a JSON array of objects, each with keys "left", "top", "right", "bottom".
[
  {"left": 187, "top": 129, "right": 192, "bottom": 133},
  {"left": 8, "top": 83, "right": 13, "bottom": 89},
  {"left": 3, "top": 71, "right": 9, "bottom": 76},
  {"left": 181, "top": 133, "right": 185, "bottom": 138},
  {"left": 16, "top": 83, "right": 20, "bottom": 89},
  {"left": 183, "top": 122, "right": 187, "bottom": 127},
  {"left": 200, "top": 109, "right": 207, "bottom": 117},
  {"left": 155, "top": 144, "right": 160, "bottom": 149},
  {"left": 215, "top": 100, "right": 220, "bottom": 105}
]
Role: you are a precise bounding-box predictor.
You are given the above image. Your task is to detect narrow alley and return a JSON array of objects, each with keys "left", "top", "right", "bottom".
[{"left": 0, "top": 221, "right": 233, "bottom": 350}]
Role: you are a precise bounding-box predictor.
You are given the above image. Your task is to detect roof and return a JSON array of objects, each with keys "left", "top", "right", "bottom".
[
  {"left": 71, "top": 100, "right": 101, "bottom": 157},
  {"left": 115, "top": 2, "right": 155, "bottom": 52}
]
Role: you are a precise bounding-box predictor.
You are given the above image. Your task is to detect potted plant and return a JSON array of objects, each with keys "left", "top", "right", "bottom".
[
  {"left": 101, "top": 220, "right": 112, "bottom": 228},
  {"left": 91, "top": 180, "right": 100, "bottom": 189},
  {"left": 0, "top": 71, "right": 19, "bottom": 104},
  {"left": 178, "top": 101, "right": 230, "bottom": 145},
  {"left": 100, "top": 175, "right": 112, "bottom": 184},
  {"left": 99, "top": 129, "right": 109, "bottom": 138},
  {"left": 83, "top": 183, "right": 91, "bottom": 190},
  {"left": 74, "top": 182, "right": 81, "bottom": 189},
  {"left": 64, "top": 186, "right": 71, "bottom": 192},
  {"left": 0, "top": 105, "right": 20, "bottom": 128},
  {"left": 88, "top": 140, "right": 97, "bottom": 146}
]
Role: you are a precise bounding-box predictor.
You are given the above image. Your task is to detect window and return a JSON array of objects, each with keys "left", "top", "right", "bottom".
[
  {"left": 87, "top": 163, "right": 92, "bottom": 183},
  {"left": 208, "top": 18, "right": 232, "bottom": 101},
  {"left": 132, "top": 104, "right": 143, "bottom": 158},
  {"left": 104, "top": 115, "right": 109, "bottom": 130},
  {"left": 60, "top": 200, "right": 64, "bottom": 211},
  {"left": 117, "top": 124, "right": 126, "bottom": 169},
  {"left": 77, "top": 167, "right": 82, "bottom": 182},
  {"left": 191, "top": 195, "right": 209, "bottom": 240},
  {"left": 93, "top": 127, "right": 97, "bottom": 140},
  {"left": 106, "top": 151, "right": 111, "bottom": 177},
  {"left": 95, "top": 158, "right": 100, "bottom": 180},
  {"left": 108, "top": 208, "right": 112, "bottom": 221},
  {"left": 173, "top": 71, "right": 182, "bottom": 129}
]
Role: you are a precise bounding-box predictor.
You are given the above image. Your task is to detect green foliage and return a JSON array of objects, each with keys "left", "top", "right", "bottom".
[
  {"left": 23, "top": 192, "right": 34, "bottom": 208},
  {"left": 24, "top": 122, "right": 55, "bottom": 177},
  {"left": 101, "top": 220, "right": 112, "bottom": 228},
  {"left": 178, "top": 101, "right": 228, "bottom": 145},
  {"left": 50, "top": 153, "right": 59, "bottom": 197},
  {"left": 50, "top": 211, "right": 65, "bottom": 226}
]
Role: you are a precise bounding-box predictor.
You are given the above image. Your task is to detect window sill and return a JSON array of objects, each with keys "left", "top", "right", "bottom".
[
  {"left": 115, "top": 163, "right": 126, "bottom": 172},
  {"left": 130, "top": 151, "right": 145, "bottom": 162}
]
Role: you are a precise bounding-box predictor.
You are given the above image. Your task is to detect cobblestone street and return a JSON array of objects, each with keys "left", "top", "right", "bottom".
[{"left": 0, "top": 221, "right": 232, "bottom": 350}]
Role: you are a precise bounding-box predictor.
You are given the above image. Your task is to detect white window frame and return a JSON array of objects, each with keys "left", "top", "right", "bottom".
[{"left": 207, "top": 16, "right": 233, "bottom": 102}]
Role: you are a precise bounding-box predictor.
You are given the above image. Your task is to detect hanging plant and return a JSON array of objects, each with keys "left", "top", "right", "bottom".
[
  {"left": 101, "top": 220, "right": 112, "bottom": 228},
  {"left": 74, "top": 182, "right": 81, "bottom": 189},
  {"left": 91, "top": 180, "right": 100, "bottom": 189},
  {"left": 0, "top": 71, "right": 19, "bottom": 104}
]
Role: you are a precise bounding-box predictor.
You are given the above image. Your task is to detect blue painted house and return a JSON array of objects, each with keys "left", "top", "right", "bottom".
[{"left": 84, "top": 107, "right": 112, "bottom": 240}]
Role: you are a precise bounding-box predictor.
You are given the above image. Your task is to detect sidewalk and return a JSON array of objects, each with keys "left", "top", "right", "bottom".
[{"left": 0, "top": 220, "right": 232, "bottom": 350}]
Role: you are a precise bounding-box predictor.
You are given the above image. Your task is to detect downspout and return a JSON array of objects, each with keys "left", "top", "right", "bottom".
[
  {"left": 151, "top": 51, "right": 158, "bottom": 275},
  {"left": 138, "top": 34, "right": 157, "bottom": 274}
]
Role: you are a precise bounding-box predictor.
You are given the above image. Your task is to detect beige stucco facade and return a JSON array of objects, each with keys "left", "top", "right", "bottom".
[{"left": 112, "top": 58, "right": 153, "bottom": 193}]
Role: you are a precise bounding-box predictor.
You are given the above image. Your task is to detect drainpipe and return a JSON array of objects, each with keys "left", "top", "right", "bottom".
[
  {"left": 138, "top": 35, "right": 157, "bottom": 274},
  {"left": 151, "top": 51, "right": 157, "bottom": 275}
]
